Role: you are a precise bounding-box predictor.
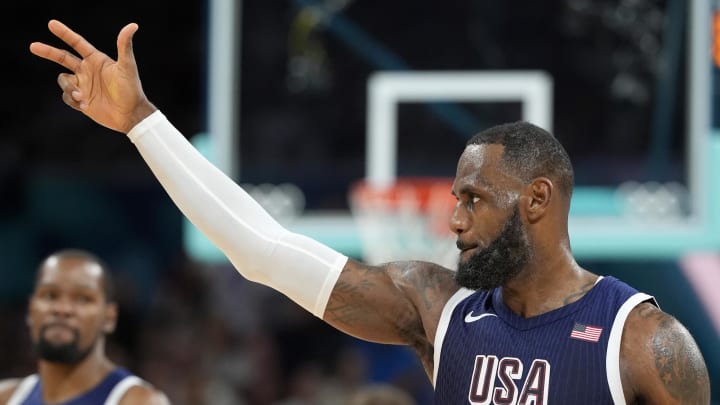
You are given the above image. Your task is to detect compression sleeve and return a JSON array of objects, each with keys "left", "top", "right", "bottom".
[{"left": 126, "top": 111, "right": 347, "bottom": 318}]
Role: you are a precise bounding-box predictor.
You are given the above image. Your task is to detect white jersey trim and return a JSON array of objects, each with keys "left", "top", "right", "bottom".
[
  {"left": 4, "top": 373, "right": 144, "bottom": 405},
  {"left": 433, "top": 287, "right": 475, "bottom": 387},
  {"left": 105, "top": 375, "right": 144, "bottom": 405},
  {"left": 6, "top": 374, "right": 38, "bottom": 405},
  {"left": 606, "top": 292, "right": 656, "bottom": 405}
]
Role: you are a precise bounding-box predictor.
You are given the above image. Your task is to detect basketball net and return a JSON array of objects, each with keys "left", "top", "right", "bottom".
[{"left": 349, "top": 177, "right": 458, "bottom": 269}]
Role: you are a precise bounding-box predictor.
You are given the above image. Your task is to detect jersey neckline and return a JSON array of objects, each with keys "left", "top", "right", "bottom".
[{"left": 488, "top": 276, "right": 615, "bottom": 331}]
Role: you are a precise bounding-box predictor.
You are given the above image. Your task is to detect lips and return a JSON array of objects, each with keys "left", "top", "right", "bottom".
[
  {"left": 457, "top": 241, "right": 479, "bottom": 261},
  {"left": 460, "top": 247, "right": 478, "bottom": 261},
  {"left": 456, "top": 240, "right": 474, "bottom": 251}
]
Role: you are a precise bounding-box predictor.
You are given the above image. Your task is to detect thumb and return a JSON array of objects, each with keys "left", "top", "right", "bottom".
[{"left": 117, "top": 23, "right": 139, "bottom": 68}]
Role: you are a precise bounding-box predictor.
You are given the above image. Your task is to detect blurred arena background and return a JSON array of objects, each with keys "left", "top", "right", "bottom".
[{"left": 1, "top": 0, "right": 719, "bottom": 403}]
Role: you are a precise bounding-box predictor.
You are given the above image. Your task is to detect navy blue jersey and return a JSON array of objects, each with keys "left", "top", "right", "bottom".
[
  {"left": 7, "top": 368, "right": 144, "bottom": 405},
  {"left": 433, "top": 276, "right": 656, "bottom": 404}
]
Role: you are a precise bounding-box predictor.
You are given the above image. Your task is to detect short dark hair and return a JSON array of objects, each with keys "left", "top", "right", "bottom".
[
  {"left": 35, "top": 249, "right": 116, "bottom": 303},
  {"left": 467, "top": 121, "right": 574, "bottom": 197}
]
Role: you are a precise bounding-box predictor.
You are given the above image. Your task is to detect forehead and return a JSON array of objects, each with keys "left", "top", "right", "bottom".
[
  {"left": 36, "top": 257, "right": 104, "bottom": 292},
  {"left": 458, "top": 144, "right": 502, "bottom": 168},
  {"left": 455, "top": 144, "right": 507, "bottom": 185}
]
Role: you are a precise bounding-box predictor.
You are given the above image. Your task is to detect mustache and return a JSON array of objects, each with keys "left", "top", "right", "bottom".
[{"left": 40, "top": 322, "right": 78, "bottom": 334}]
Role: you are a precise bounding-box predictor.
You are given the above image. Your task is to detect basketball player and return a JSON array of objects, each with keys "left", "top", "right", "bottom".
[
  {"left": 30, "top": 20, "right": 710, "bottom": 403},
  {"left": 0, "top": 250, "right": 169, "bottom": 405}
]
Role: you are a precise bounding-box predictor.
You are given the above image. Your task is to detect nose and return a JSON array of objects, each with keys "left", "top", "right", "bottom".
[
  {"left": 50, "top": 297, "right": 75, "bottom": 317},
  {"left": 449, "top": 202, "right": 469, "bottom": 236}
]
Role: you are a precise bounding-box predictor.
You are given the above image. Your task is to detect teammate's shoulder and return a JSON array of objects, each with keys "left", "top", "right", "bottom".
[
  {"left": 0, "top": 378, "right": 23, "bottom": 404},
  {"left": 118, "top": 382, "right": 171, "bottom": 405}
]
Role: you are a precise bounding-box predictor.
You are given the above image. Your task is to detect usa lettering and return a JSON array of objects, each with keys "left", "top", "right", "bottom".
[{"left": 468, "top": 356, "right": 550, "bottom": 405}]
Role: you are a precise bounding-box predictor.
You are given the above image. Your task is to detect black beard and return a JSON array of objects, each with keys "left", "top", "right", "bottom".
[
  {"left": 455, "top": 205, "right": 531, "bottom": 290},
  {"left": 34, "top": 326, "right": 93, "bottom": 365}
]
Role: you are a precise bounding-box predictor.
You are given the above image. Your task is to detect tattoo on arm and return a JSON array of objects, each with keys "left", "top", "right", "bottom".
[
  {"left": 325, "top": 278, "right": 376, "bottom": 324},
  {"left": 403, "top": 262, "right": 454, "bottom": 310},
  {"left": 651, "top": 314, "right": 710, "bottom": 404},
  {"left": 325, "top": 261, "right": 457, "bottom": 355}
]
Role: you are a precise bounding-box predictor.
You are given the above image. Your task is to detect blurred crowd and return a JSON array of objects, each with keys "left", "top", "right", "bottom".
[{"left": 0, "top": 254, "right": 433, "bottom": 405}]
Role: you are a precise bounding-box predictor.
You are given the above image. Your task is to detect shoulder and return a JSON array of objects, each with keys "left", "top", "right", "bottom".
[
  {"left": 379, "top": 260, "right": 460, "bottom": 316},
  {"left": 117, "top": 383, "right": 171, "bottom": 405},
  {"left": 343, "top": 258, "right": 459, "bottom": 302},
  {"left": 338, "top": 258, "right": 459, "bottom": 343},
  {"left": 0, "top": 378, "right": 24, "bottom": 405},
  {"left": 388, "top": 260, "right": 458, "bottom": 291},
  {"left": 620, "top": 303, "right": 709, "bottom": 404}
]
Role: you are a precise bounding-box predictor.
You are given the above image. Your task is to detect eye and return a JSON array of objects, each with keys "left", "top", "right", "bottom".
[
  {"left": 472, "top": 196, "right": 481, "bottom": 204},
  {"left": 39, "top": 290, "right": 58, "bottom": 300},
  {"left": 463, "top": 196, "right": 474, "bottom": 210},
  {"left": 75, "top": 295, "right": 93, "bottom": 304}
]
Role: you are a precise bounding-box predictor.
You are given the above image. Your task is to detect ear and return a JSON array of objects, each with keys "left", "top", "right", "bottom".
[
  {"left": 524, "top": 177, "right": 553, "bottom": 223},
  {"left": 103, "top": 302, "right": 119, "bottom": 334}
]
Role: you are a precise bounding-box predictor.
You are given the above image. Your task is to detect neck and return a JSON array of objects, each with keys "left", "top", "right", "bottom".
[
  {"left": 500, "top": 240, "right": 597, "bottom": 318},
  {"left": 37, "top": 347, "right": 113, "bottom": 403}
]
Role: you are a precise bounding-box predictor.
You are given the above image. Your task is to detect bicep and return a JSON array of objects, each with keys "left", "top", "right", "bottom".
[
  {"left": 621, "top": 303, "right": 710, "bottom": 404},
  {"left": 323, "top": 258, "right": 458, "bottom": 347}
]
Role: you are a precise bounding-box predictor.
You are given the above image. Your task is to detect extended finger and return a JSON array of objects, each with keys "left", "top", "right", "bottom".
[
  {"left": 47, "top": 19, "right": 98, "bottom": 59},
  {"left": 117, "top": 23, "right": 139, "bottom": 69},
  {"left": 29, "top": 42, "right": 82, "bottom": 72}
]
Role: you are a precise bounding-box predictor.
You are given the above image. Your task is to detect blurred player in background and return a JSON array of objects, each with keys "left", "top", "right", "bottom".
[
  {"left": 0, "top": 249, "right": 169, "bottom": 405},
  {"left": 30, "top": 20, "right": 710, "bottom": 403}
]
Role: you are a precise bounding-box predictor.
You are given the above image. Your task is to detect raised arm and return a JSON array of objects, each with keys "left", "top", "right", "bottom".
[
  {"left": 30, "top": 21, "right": 460, "bottom": 371},
  {"left": 621, "top": 303, "right": 710, "bottom": 404}
]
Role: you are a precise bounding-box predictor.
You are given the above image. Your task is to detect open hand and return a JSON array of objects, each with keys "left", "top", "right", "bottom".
[{"left": 30, "top": 19, "right": 157, "bottom": 133}]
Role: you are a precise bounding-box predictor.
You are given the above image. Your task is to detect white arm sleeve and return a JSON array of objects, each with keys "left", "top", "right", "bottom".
[{"left": 127, "top": 111, "right": 347, "bottom": 318}]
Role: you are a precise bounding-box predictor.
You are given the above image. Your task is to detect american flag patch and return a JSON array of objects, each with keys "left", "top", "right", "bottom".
[{"left": 570, "top": 323, "right": 603, "bottom": 342}]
